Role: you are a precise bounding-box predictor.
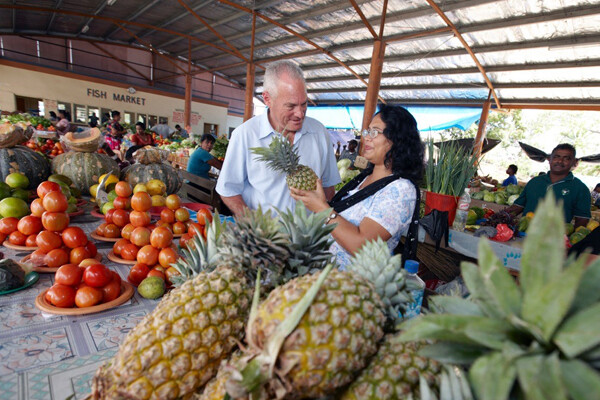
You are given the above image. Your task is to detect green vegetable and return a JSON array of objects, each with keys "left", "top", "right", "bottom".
[
  {"left": 470, "top": 206, "right": 485, "bottom": 219},
  {"left": 425, "top": 140, "right": 478, "bottom": 197},
  {"left": 506, "top": 184, "right": 520, "bottom": 195}
]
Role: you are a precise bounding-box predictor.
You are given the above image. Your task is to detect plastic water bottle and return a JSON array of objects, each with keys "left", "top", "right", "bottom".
[
  {"left": 402, "top": 260, "right": 425, "bottom": 320},
  {"left": 452, "top": 188, "right": 471, "bottom": 232}
]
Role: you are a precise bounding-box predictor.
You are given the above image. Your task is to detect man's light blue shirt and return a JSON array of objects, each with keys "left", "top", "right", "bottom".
[{"left": 216, "top": 112, "right": 341, "bottom": 214}]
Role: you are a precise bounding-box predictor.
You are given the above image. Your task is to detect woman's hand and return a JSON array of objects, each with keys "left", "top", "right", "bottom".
[{"left": 289, "top": 179, "right": 330, "bottom": 213}]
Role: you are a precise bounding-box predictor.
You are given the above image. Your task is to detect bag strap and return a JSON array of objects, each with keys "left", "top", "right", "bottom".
[
  {"left": 329, "top": 167, "right": 401, "bottom": 213},
  {"left": 401, "top": 185, "right": 421, "bottom": 267}
]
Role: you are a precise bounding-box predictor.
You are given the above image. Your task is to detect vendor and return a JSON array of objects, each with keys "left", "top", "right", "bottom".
[
  {"left": 187, "top": 134, "right": 223, "bottom": 179},
  {"left": 131, "top": 122, "right": 154, "bottom": 147},
  {"left": 505, "top": 144, "right": 591, "bottom": 227},
  {"left": 502, "top": 164, "right": 518, "bottom": 186},
  {"left": 53, "top": 110, "right": 71, "bottom": 135}
]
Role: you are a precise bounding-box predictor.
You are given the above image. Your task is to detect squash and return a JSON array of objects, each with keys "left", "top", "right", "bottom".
[
  {"left": 63, "top": 128, "right": 101, "bottom": 152},
  {"left": 121, "top": 163, "right": 181, "bottom": 195},
  {"left": 0, "top": 145, "right": 50, "bottom": 189},
  {"left": 0, "top": 122, "right": 30, "bottom": 148},
  {"left": 51, "top": 152, "right": 119, "bottom": 195}
]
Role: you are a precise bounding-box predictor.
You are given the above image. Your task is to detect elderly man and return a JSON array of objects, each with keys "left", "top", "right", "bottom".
[
  {"left": 216, "top": 60, "right": 340, "bottom": 216},
  {"left": 505, "top": 143, "right": 591, "bottom": 228}
]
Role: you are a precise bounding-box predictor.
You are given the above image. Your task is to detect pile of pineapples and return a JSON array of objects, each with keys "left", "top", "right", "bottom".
[{"left": 90, "top": 194, "right": 600, "bottom": 400}]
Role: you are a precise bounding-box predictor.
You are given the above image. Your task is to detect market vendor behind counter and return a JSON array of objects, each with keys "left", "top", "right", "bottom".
[{"left": 505, "top": 143, "right": 591, "bottom": 228}]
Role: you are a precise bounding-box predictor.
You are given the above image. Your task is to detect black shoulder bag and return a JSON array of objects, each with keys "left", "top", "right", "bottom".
[{"left": 329, "top": 167, "right": 420, "bottom": 266}]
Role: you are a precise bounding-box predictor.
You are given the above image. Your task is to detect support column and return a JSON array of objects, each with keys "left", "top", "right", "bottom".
[
  {"left": 473, "top": 93, "right": 492, "bottom": 160},
  {"left": 361, "top": 39, "right": 386, "bottom": 130},
  {"left": 244, "top": 63, "right": 255, "bottom": 121},
  {"left": 184, "top": 73, "right": 192, "bottom": 129}
]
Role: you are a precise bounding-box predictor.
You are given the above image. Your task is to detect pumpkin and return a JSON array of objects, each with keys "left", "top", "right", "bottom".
[
  {"left": 63, "top": 128, "right": 101, "bottom": 152},
  {"left": 0, "top": 146, "right": 51, "bottom": 189},
  {"left": 121, "top": 163, "right": 181, "bottom": 195},
  {"left": 51, "top": 152, "right": 119, "bottom": 195},
  {"left": 0, "top": 122, "right": 31, "bottom": 148}
]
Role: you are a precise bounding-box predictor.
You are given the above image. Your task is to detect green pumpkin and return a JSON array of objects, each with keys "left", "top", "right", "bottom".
[
  {"left": 0, "top": 146, "right": 50, "bottom": 189},
  {"left": 51, "top": 152, "right": 119, "bottom": 195},
  {"left": 121, "top": 163, "right": 181, "bottom": 195}
]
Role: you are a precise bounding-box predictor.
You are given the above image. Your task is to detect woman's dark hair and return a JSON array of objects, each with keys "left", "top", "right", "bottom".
[
  {"left": 135, "top": 121, "right": 146, "bottom": 131},
  {"left": 374, "top": 104, "right": 424, "bottom": 183},
  {"left": 49, "top": 111, "right": 57, "bottom": 118},
  {"left": 200, "top": 133, "right": 216, "bottom": 144},
  {"left": 59, "top": 110, "right": 72, "bottom": 121}
]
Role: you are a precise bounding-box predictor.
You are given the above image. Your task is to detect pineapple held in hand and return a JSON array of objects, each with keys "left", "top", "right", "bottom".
[{"left": 252, "top": 134, "right": 318, "bottom": 191}]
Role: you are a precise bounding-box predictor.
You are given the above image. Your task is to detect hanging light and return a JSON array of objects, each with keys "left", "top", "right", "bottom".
[
  {"left": 81, "top": 25, "right": 90, "bottom": 33},
  {"left": 107, "top": 0, "right": 117, "bottom": 5}
]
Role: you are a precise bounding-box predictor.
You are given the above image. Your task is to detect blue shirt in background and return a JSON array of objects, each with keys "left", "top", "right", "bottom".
[
  {"left": 502, "top": 175, "right": 518, "bottom": 186},
  {"left": 187, "top": 147, "right": 214, "bottom": 179}
]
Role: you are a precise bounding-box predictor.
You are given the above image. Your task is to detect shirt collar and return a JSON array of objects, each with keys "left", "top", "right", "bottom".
[
  {"left": 546, "top": 172, "right": 574, "bottom": 184},
  {"left": 258, "top": 110, "right": 309, "bottom": 140}
]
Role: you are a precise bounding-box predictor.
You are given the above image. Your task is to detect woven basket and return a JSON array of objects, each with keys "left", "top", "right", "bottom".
[{"left": 416, "top": 242, "right": 474, "bottom": 282}]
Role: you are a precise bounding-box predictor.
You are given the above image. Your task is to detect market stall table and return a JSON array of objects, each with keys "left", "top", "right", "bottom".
[{"left": 0, "top": 203, "right": 162, "bottom": 400}]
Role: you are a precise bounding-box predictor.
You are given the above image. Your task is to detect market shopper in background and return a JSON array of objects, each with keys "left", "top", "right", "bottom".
[
  {"left": 592, "top": 183, "right": 600, "bottom": 206},
  {"left": 505, "top": 143, "right": 591, "bottom": 227},
  {"left": 187, "top": 134, "right": 223, "bottom": 180},
  {"left": 216, "top": 60, "right": 340, "bottom": 216},
  {"left": 291, "top": 105, "right": 423, "bottom": 268},
  {"left": 174, "top": 124, "right": 189, "bottom": 139},
  {"left": 502, "top": 164, "right": 518, "bottom": 186},
  {"left": 53, "top": 110, "right": 71, "bottom": 135},
  {"left": 150, "top": 122, "right": 174, "bottom": 139},
  {"left": 339, "top": 139, "right": 358, "bottom": 167},
  {"left": 102, "top": 111, "right": 125, "bottom": 160}
]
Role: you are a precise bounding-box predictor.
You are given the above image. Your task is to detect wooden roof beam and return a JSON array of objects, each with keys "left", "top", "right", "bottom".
[
  {"left": 45, "top": 0, "right": 64, "bottom": 33},
  {"left": 349, "top": 0, "right": 377, "bottom": 39},
  {"left": 76, "top": 0, "right": 111, "bottom": 38},
  {"left": 102, "top": 0, "right": 162, "bottom": 39},
  {"left": 89, "top": 42, "right": 152, "bottom": 84}
]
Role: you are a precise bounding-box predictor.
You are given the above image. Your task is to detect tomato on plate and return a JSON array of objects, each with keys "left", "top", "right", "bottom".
[
  {"left": 95, "top": 222, "right": 108, "bottom": 236},
  {"left": 75, "top": 286, "right": 103, "bottom": 308},
  {"left": 112, "top": 196, "right": 131, "bottom": 210},
  {"left": 158, "top": 247, "right": 178, "bottom": 268},
  {"left": 0, "top": 217, "right": 19, "bottom": 235},
  {"left": 104, "top": 208, "right": 117, "bottom": 225},
  {"left": 121, "top": 224, "right": 135, "bottom": 240},
  {"left": 17, "top": 216, "right": 43, "bottom": 236},
  {"left": 131, "top": 192, "right": 152, "bottom": 212},
  {"left": 130, "top": 211, "right": 151, "bottom": 228},
  {"left": 36, "top": 230, "right": 63, "bottom": 252},
  {"left": 113, "top": 238, "right": 129, "bottom": 256},
  {"left": 196, "top": 208, "right": 213, "bottom": 225},
  {"left": 83, "top": 264, "right": 112, "bottom": 288},
  {"left": 174, "top": 208, "right": 190, "bottom": 222},
  {"left": 30, "top": 198, "right": 46, "bottom": 218},
  {"left": 45, "top": 248, "right": 69, "bottom": 268},
  {"left": 160, "top": 208, "right": 175, "bottom": 224},
  {"left": 111, "top": 209, "right": 129, "bottom": 228},
  {"left": 55, "top": 264, "right": 83, "bottom": 286},
  {"left": 37, "top": 181, "right": 61, "bottom": 199},
  {"left": 147, "top": 268, "right": 166, "bottom": 281},
  {"left": 100, "top": 279, "right": 121, "bottom": 303},
  {"left": 128, "top": 263, "right": 150, "bottom": 286},
  {"left": 41, "top": 212, "right": 69, "bottom": 232},
  {"left": 165, "top": 194, "right": 181, "bottom": 211},
  {"left": 137, "top": 245, "right": 159, "bottom": 266},
  {"left": 9, "top": 230, "right": 27, "bottom": 246},
  {"left": 165, "top": 266, "right": 181, "bottom": 286},
  {"left": 150, "top": 227, "right": 173, "bottom": 249},
  {"left": 46, "top": 284, "right": 76, "bottom": 308},
  {"left": 70, "top": 246, "right": 91, "bottom": 265},
  {"left": 25, "top": 234, "right": 38, "bottom": 247},
  {"left": 120, "top": 243, "right": 139, "bottom": 261},
  {"left": 103, "top": 223, "right": 121, "bottom": 239},
  {"left": 62, "top": 226, "right": 88, "bottom": 249},
  {"left": 85, "top": 241, "right": 97, "bottom": 258},
  {"left": 115, "top": 182, "right": 132, "bottom": 198},
  {"left": 30, "top": 249, "right": 47, "bottom": 266},
  {"left": 172, "top": 221, "right": 186, "bottom": 235},
  {"left": 42, "top": 191, "right": 68, "bottom": 213}
]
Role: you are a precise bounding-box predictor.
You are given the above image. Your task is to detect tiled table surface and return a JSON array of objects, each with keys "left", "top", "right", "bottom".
[{"left": 0, "top": 206, "right": 161, "bottom": 400}]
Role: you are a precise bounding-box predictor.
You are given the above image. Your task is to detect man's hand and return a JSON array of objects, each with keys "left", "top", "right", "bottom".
[{"left": 221, "top": 195, "right": 248, "bottom": 217}]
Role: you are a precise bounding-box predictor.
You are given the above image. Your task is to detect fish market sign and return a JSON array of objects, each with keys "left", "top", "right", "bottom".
[{"left": 87, "top": 88, "right": 146, "bottom": 106}]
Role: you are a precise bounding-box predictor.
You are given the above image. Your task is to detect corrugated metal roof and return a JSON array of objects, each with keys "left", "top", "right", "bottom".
[{"left": 1, "top": 0, "right": 600, "bottom": 109}]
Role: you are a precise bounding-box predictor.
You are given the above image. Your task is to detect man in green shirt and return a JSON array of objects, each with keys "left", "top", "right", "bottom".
[{"left": 505, "top": 143, "right": 591, "bottom": 228}]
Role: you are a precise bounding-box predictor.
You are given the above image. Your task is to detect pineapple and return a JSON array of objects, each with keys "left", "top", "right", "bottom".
[
  {"left": 399, "top": 193, "right": 600, "bottom": 400},
  {"left": 226, "top": 239, "right": 413, "bottom": 399},
  {"left": 251, "top": 134, "right": 318, "bottom": 191},
  {"left": 193, "top": 351, "right": 244, "bottom": 400}
]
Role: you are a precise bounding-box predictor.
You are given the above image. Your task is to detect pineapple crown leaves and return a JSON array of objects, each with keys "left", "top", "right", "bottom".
[
  {"left": 251, "top": 133, "right": 300, "bottom": 175},
  {"left": 277, "top": 202, "right": 337, "bottom": 281},
  {"left": 418, "top": 365, "right": 474, "bottom": 400},
  {"left": 347, "top": 238, "right": 411, "bottom": 322},
  {"left": 218, "top": 206, "right": 292, "bottom": 284},
  {"left": 169, "top": 210, "right": 226, "bottom": 286},
  {"left": 399, "top": 192, "right": 600, "bottom": 400}
]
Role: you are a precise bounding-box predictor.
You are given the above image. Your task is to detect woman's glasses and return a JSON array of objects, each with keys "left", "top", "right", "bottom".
[{"left": 361, "top": 128, "right": 382, "bottom": 139}]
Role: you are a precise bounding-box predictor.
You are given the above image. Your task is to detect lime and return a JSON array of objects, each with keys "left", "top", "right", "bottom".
[
  {"left": 66, "top": 203, "right": 77, "bottom": 213},
  {"left": 107, "top": 190, "right": 118, "bottom": 202},
  {"left": 48, "top": 174, "right": 73, "bottom": 186},
  {"left": 138, "top": 276, "right": 166, "bottom": 299},
  {"left": 0, "top": 197, "right": 30, "bottom": 218},
  {"left": 0, "top": 182, "right": 11, "bottom": 200},
  {"left": 56, "top": 181, "right": 71, "bottom": 197},
  {"left": 101, "top": 201, "right": 115, "bottom": 215},
  {"left": 68, "top": 196, "right": 77, "bottom": 205},
  {"left": 5, "top": 173, "right": 29, "bottom": 189},
  {"left": 11, "top": 188, "right": 30, "bottom": 202},
  {"left": 133, "top": 183, "right": 148, "bottom": 193}
]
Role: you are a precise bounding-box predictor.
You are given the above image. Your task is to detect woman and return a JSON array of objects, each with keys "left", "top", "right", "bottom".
[
  {"left": 53, "top": 110, "right": 71, "bottom": 135},
  {"left": 187, "top": 134, "right": 223, "bottom": 179},
  {"left": 291, "top": 105, "right": 424, "bottom": 268},
  {"left": 131, "top": 122, "right": 154, "bottom": 147}
]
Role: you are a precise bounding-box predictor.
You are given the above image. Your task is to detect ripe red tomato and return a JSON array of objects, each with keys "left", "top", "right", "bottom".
[
  {"left": 104, "top": 208, "right": 116, "bottom": 224},
  {"left": 158, "top": 247, "right": 178, "bottom": 268},
  {"left": 131, "top": 192, "right": 152, "bottom": 212},
  {"left": 95, "top": 222, "right": 108, "bottom": 236},
  {"left": 30, "top": 249, "right": 47, "bottom": 266},
  {"left": 55, "top": 264, "right": 83, "bottom": 286},
  {"left": 150, "top": 227, "right": 173, "bottom": 249},
  {"left": 45, "top": 248, "right": 70, "bottom": 268},
  {"left": 101, "top": 279, "right": 121, "bottom": 303},
  {"left": 179, "top": 233, "right": 193, "bottom": 250},
  {"left": 37, "top": 181, "right": 61, "bottom": 199},
  {"left": 75, "top": 286, "right": 103, "bottom": 308},
  {"left": 160, "top": 208, "right": 175, "bottom": 224},
  {"left": 128, "top": 263, "right": 150, "bottom": 286},
  {"left": 130, "top": 226, "right": 151, "bottom": 247},
  {"left": 165, "top": 266, "right": 181, "bottom": 286},
  {"left": 111, "top": 209, "right": 130, "bottom": 228},
  {"left": 165, "top": 194, "right": 181, "bottom": 211},
  {"left": 36, "top": 230, "right": 63, "bottom": 252},
  {"left": 0, "top": 233, "right": 6, "bottom": 244},
  {"left": 17, "top": 216, "right": 43, "bottom": 236},
  {"left": 120, "top": 243, "right": 139, "bottom": 261},
  {"left": 41, "top": 212, "right": 69, "bottom": 232},
  {"left": 25, "top": 234, "right": 38, "bottom": 247},
  {"left": 187, "top": 222, "right": 205, "bottom": 237},
  {"left": 9, "top": 230, "right": 27, "bottom": 246},
  {"left": 85, "top": 241, "right": 97, "bottom": 258},
  {"left": 137, "top": 245, "right": 159, "bottom": 266},
  {"left": 112, "top": 196, "right": 131, "bottom": 210},
  {"left": 120, "top": 223, "right": 134, "bottom": 240},
  {"left": 155, "top": 220, "right": 172, "bottom": 230},
  {"left": 174, "top": 208, "right": 190, "bottom": 222},
  {"left": 172, "top": 221, "right": 186, "bottom": 235},
  {"left": 110, "top": 270, "right": 121, "bottom": 285},
  {"left": 0, "top": 217, "right": 19, "bottom": 235},
  {"left": 103, "top": 223, "right": 121, "bottom": 239},
  {"left": 147, "top": 268, "right": 166, "bottom": 281},
  {"left": 129, "top": 211, "right": 151, "bottom": 227},
  {"left": 30, "top": 198, "right": 46, "bottom": 217},
  {"left": 42, "top": 191, "right": 68, "bottom": 213},
  {"left": 46, "top": 284, "right": 76, "bottom": 307},
  {"left": 83, "top": 264, "right": 113, "bottom": 288},
  {"left": 115, "top": 182, "right": 132, "bottom": 198},
  {"left": 113, "top": 238, "right": 129, "bottom": 256},
  {"left": 62, "top": 226, "right": 88, "bottom": 249},
  {"left": 196, "top": 208, "right": 213, "bottom": 225},
  {"left": 70, "top": 246, "right": 91, "bottom": 265}
]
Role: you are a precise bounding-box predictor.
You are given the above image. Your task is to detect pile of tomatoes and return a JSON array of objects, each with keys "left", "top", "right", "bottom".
[
  {"left": 22, "top": 181, "right": 96, "bottom": 268},
  {"left": 25, "top": 138, "right": 64, "bottom": 158},
  {"left": 46, "top": 261, "right": 121, "bottom": 308}
]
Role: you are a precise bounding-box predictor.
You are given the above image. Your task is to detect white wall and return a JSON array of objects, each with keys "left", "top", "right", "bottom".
[{"left": 0, "top": 61, "right": 231, "bottom": 134}]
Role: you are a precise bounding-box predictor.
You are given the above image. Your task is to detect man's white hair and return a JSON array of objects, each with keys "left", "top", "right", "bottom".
[{"left": 262, "top": 60, "right": 306, "bottom": 99}]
